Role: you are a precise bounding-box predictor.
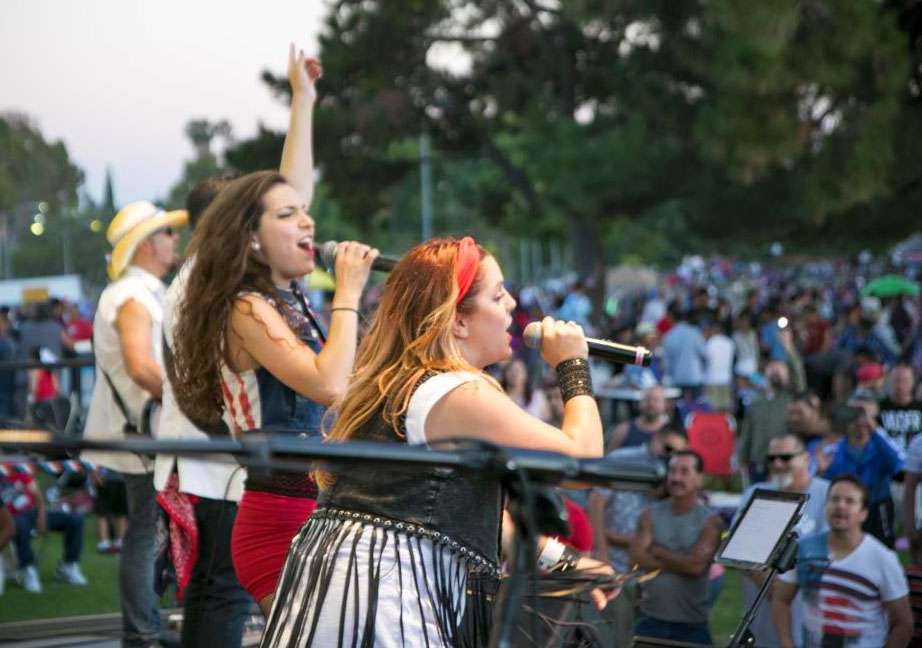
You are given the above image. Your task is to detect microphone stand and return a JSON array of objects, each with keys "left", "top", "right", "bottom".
[
  {"left": 727, "top": 531, "right": 800, "bottom": 648},
  {"left": 0, "top": 431, "right": 663, "bottom": 645}
]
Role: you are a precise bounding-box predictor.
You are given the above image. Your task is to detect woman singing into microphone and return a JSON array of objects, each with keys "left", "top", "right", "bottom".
[
  {"left": 262, "top": 237, "right": 609, "bottom": 647},
  {"left": 170, "top": 170, "right": 377, "bottom": 615}
]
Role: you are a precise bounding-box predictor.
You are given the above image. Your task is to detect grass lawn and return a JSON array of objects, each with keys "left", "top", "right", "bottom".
[
  {"left": 711, "top": 569, "right": 744, "bottom": 644},
  {"left": 0, "top": 513, "right": 176, "bottom": 623}
]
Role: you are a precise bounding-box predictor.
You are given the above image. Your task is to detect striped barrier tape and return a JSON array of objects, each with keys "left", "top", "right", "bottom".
[{"left": 0, "top": 459, "right": 97, "bottom": 476}]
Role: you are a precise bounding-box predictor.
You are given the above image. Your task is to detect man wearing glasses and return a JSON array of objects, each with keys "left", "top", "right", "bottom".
[{"left": 732, "top": 433, "right": 830, "bottom": 647}]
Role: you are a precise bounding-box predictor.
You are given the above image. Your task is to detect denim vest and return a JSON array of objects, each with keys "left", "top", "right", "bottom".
[{"left": 245, "top": 283, "right": 327, "bottom": 497}]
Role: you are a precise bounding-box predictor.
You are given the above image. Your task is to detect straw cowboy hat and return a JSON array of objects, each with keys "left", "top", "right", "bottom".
[{"left": 106, "top": 201, "right": 188, "bottom": 280}]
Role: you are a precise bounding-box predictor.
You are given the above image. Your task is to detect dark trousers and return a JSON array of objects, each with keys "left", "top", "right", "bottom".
[
  {"left": 181, "top": 498, "right": 252, "bottom": 648},
  {"left": 13, "top": 509, "right": 84, "bottom": 567}
]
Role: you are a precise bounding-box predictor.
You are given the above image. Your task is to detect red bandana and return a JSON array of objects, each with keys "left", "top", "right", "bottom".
[{"left": 455, "top": 237, "right": 479, "bottom": 303}]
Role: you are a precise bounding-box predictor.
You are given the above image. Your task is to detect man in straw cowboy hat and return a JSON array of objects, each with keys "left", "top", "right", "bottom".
[{"left": 83, "top": 200, "right": 185, "bottom": 647}]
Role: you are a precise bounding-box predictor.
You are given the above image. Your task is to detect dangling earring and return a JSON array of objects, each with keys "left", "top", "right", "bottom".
[{"left": 251, "top": 240, "right": 261, "bottom": 252}]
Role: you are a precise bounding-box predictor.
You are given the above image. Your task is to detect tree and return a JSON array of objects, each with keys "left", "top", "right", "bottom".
[
  {"left": 163, "top": 118, "right": 233, "bottom": 210},
  {"left": 0, "top": 112, "right": 87, "bottom": 278},
  {"left": 225, "top": 0, "right": 920, "bottom": 269}
]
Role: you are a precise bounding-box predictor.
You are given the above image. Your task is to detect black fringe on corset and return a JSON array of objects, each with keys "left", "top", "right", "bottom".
[{"left": 260, "top": 509, "right": 499, "bottom": 648}]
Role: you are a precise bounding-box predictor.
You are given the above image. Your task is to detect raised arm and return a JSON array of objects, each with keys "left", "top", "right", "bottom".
[
  {"left": 279, "top": 44, "right": 321, "bottom": 207},
  {"left": 648, "top": 513, "right": 722, "bottom": 577},
  {"left": 814, "top": 442, "right": 834, "bottom": 476},
  {"left": 871, "top": 430, "right": 904, "bottom": 476},
  {"left": 780, "top": 328, "right": 806, "bottom": 393}
]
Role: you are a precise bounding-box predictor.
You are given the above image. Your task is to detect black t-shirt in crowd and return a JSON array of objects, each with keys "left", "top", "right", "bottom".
[{"left": 879, "top": 398, "right": 922, "bottom": 451}]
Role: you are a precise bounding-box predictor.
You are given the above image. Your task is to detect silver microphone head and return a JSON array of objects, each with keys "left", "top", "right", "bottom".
[
  {"left": 319, "top": 240, "right": 339, "bottom": 272},
  {"left": 523, "top": 322, "right": 543, "bottom": 350}
]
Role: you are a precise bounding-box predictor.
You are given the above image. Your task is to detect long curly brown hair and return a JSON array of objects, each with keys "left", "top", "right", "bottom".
[
  {"left": 314, "top": 238, "right": 501, "bottom": 490},
  {"left": 170, "top": 170, "right": 290, "bottom": 426}
]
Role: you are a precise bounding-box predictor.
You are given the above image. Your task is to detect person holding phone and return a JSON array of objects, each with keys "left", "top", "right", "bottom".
[{"left": 823, "top": 398, "right": 903, "bottom": 548}]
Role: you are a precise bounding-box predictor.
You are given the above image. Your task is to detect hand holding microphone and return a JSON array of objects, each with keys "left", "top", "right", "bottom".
[
  {"left": 523, "top": 321, "right": 652, "bottom": 366},
  {"left": 319, "top": 241, "right": 399, "bottom": 273},
  {"left": 528, "top": 317, "right": 589, "bottom": 367},
  {"left": 326, "top": 241, "right": 379, "bottom": 302}
]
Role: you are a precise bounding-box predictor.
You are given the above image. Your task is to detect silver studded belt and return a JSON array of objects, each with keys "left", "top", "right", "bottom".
[{"left": 311, "top": 506, "right": 501, "bottom": 578}]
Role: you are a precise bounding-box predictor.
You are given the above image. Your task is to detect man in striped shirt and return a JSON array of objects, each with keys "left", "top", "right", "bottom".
[{"left": 772, "top": 474, "right": 912, "bottom": 648}]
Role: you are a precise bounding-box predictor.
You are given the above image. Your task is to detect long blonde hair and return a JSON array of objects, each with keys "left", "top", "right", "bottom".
[{"left": 316, "top": 238, "right": 499, "bottom": 489}]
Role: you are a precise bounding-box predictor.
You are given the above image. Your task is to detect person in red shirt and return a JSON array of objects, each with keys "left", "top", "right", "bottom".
[
  {"left": 560, "top": 497, "right": 594, "bottom": 553},
  {"left": 27, "top": 347, "right": 58, "bottom": 403},
  {"left": 64, "top": 303, "right": 93, "bottom": 343},
  {"left": 802, "top": 305, "right": 831, "bottom": 356}
]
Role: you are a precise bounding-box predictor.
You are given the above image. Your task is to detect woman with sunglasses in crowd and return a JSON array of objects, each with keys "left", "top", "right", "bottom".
[
  {"left": 170, "top": 168, "right": 377, "bottom": 616},
  {"left": 261, "top": 237, "right": 614, "bottom": 647}
]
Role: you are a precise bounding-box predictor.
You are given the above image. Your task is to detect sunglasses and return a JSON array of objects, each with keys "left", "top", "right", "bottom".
[
  {"left": 766, "top": 452, "right": 799, "bottom": 463},
  {"left": 151, "top": 226, "right": 176, "bottom": 237},
  {"left": 663, "top": 444, "right": 678, "bottom": 455}
]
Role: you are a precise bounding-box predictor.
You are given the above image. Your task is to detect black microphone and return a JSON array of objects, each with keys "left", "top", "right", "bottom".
[
  {"left": 318, "top": 240, "right": 399, "bottom": 273},
  {"left": 522, "top": 321, "right": 652, "bottom": 366}
]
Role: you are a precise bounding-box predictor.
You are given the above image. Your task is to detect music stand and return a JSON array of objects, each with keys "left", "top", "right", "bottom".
[{"left": 716, "top": 489, "right": 807, "bottom": 648}]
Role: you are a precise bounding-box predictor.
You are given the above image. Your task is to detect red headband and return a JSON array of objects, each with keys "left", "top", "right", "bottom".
[{"left": 455, "top": 236, "right": 479, "bottom": 303}]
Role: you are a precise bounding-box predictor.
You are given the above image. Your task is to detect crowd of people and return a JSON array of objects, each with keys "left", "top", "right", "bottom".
[{"left": 0, "top": 45, "right": 921, "bottom": 648}]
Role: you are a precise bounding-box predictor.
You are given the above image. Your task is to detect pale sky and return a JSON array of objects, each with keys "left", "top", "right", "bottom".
[{"left": 0, "top": 0, "right": 327, "bottom": 206}]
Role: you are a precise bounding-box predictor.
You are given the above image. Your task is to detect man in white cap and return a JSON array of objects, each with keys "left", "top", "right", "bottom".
[{"left": 83, "top": 201, "right": 184, "bottom": 647}]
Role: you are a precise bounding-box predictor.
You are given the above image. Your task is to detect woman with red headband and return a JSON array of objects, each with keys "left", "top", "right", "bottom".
[{"left": 262, "top": 237, "right": 608, "bottom": 647}]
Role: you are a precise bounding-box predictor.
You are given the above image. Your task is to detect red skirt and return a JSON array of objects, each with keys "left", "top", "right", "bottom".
[{"left": 230, "top": 491, "right": 317, "bottom": 601}]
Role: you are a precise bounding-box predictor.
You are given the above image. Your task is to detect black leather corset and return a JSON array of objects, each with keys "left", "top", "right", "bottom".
[{"left": 320, "top": 406, "right": 504, "bottom": 565}]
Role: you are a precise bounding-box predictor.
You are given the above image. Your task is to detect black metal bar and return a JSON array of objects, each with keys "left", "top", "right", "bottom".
[{"left": 0, "top": 431, "right": 665, "bottom": 490}]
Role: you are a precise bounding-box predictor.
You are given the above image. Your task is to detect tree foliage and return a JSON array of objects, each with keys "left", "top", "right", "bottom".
[
  {"left": 0, "top": 113, "right": 106, "bottom": 281},
  {"left": 220, "top": 1, "right": 922, "bottom": 270}
]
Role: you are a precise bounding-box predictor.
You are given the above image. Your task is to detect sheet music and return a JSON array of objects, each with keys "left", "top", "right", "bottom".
[{"left": 720, "top": 497, "right": 800, "bottom": 566}]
